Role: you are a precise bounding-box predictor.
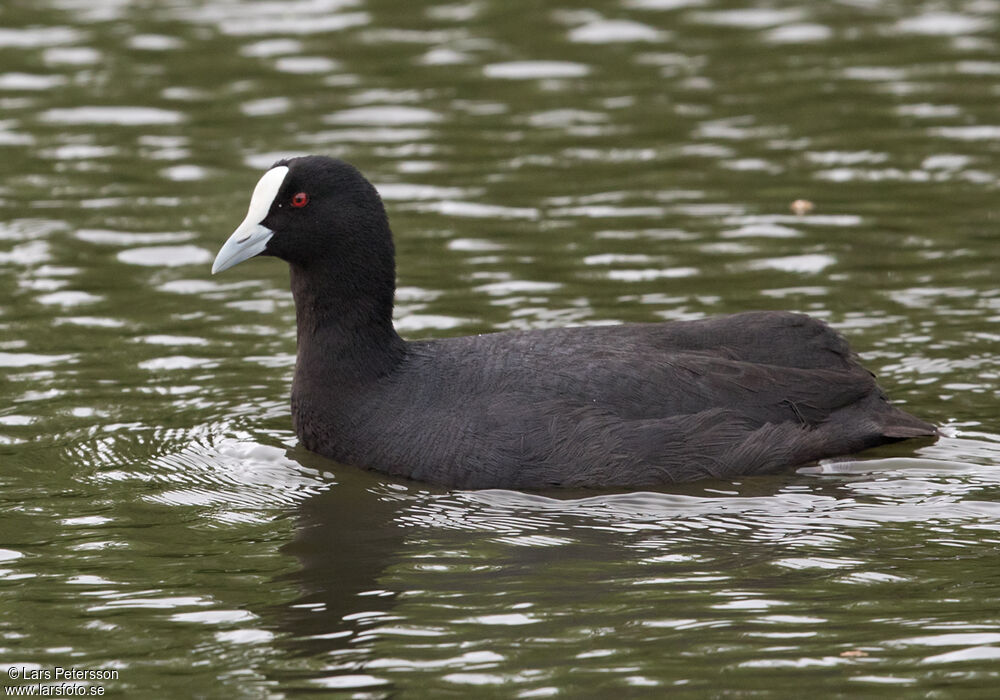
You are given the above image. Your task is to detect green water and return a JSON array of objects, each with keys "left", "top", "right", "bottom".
[{"left": 1, "top": 0, "right": 999, "bottom": 696}]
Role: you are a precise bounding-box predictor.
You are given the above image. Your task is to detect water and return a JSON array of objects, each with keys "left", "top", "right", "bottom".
[{"left": 1, "top": 0, "right": 999, "bottom": 696}]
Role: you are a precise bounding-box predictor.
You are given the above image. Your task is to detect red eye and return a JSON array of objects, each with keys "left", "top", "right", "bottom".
[{"left": 291, "top": 192, "right": 309, "bottom": 208}]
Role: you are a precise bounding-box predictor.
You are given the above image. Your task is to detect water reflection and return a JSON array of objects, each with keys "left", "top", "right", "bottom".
[
  {"left": 270, "top": 447, "right": 1000, "bottom": 692},
  {"left": 1, "top": 0, "right": 1000, "bottom": 695}
]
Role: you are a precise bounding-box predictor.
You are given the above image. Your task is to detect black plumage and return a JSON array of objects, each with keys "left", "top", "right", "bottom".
[{"left": 213, "top": 155, "right": 936, "bottom": 489}]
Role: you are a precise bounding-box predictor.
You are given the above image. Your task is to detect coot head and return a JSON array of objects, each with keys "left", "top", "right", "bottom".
[{"left": 212, "top": 156, "right": 394, "bottom": 282}]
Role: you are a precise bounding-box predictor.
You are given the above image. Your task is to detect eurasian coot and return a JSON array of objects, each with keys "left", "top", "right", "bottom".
[{"left": 211, "top": 156, "right": 936, "bottom": 489}]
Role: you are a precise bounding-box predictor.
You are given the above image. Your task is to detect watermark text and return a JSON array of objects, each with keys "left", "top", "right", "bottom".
[{"left": 4, "top": 667, "right": 118, "bottom": 696}]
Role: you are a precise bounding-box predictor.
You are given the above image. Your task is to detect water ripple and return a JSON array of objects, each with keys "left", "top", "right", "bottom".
[{"left": 1, "top": 0, "right": 999, "bottom": 695}]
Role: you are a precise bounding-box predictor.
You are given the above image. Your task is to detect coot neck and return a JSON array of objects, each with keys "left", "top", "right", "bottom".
[{"left": 289, "top": 262, "right": 406, "bottom": 385}]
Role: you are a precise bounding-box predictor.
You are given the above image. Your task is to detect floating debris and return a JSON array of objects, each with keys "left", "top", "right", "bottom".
[{"left": 790, "top": 198, "right": 815, "bottom": 216}]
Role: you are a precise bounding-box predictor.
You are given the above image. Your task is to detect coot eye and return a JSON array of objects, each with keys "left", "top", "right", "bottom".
[{"left": 291, "top": 192, "right": 309, "bottom": 208}]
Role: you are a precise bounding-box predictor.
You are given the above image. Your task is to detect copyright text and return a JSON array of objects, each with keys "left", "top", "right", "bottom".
[{"left": 4, "top": 667, "right": 118, "bottom": 696}]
